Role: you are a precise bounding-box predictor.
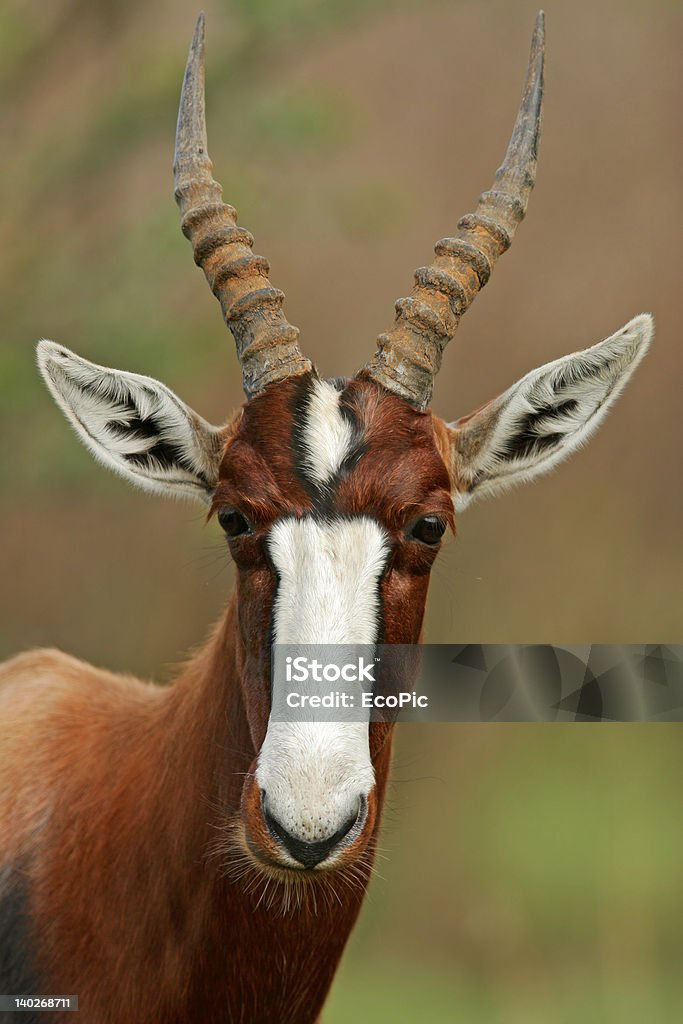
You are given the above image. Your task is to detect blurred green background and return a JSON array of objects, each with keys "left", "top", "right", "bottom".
[{"left": 1, "top": 0, "right": 681, "bottom": 1020}]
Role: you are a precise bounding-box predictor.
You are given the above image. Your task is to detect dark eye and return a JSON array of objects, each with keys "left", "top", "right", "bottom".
[
  {"left": 409, "top": 515, "right": 447, "bottom": 546},
  {"left": 217, "top": 507, "right": 251, "bottom": 538}
]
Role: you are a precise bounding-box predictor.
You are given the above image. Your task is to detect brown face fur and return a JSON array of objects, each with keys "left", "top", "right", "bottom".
[
  {"left": 209, "top": 373, "right": 455, "bottom": 869},
  {"left": 212, "top": 374, "right": 454, "bottom": 738}
]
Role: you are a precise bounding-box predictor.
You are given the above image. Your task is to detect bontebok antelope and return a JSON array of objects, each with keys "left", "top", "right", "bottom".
[{"left": 0, "top": 12, "right": 652, "bottom": 1023}]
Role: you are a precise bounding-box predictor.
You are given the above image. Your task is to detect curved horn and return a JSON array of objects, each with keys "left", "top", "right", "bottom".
[
  {"left": 360, "top": 11, "right": 545, "bottom": 410},
  {"left": 174, "top": 14, "right": 312, "bottom": 399}
]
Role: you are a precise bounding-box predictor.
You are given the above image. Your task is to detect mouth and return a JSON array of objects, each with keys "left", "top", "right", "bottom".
[
  {"left": 221, "top": 819, "right": 376, "bottom": 916},
  {"left": 242, "top": 837, "right": 330, "bottom": 877},
  {"left": 238, "top": 774, "right": 375, "bottom": 876},
  {"left": 259, "top": 794, "right": 368, "bottom": 872}
]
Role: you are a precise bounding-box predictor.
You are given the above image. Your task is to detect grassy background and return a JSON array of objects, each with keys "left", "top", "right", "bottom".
[{"left": 1, "top": 0, "right": 681, "bottom": 1020}]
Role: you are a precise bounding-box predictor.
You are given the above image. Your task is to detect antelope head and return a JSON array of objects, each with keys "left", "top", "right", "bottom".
[{"left": 36, "top": 13, "right": 652, "bottom": 876}]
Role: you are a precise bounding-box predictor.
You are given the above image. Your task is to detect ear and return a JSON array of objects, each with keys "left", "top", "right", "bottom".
[
  {"left": 448, "top": 315, "right": 653, "bottom": 509},
  {"left": 37, "top": 342, "right": 224, "bottom": 503}
]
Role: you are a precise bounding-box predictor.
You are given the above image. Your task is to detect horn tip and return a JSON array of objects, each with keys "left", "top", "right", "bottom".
[
  {"left": 533, "top": 11, "right": 545, "bottom": 52},
  {"left": 183, "top": 13, "right": 206, "bottom": 79},
  {"left": 188, "top": 13, "right": 205, "bottom": 60}
]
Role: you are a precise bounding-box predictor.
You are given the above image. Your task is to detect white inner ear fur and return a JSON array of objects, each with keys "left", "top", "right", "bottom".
[
  {"left": 37, "top": 341, "right": 223, "bottom": 502},
  {"left": 449, "top": 314, "right": 653, "bottom": 509}
]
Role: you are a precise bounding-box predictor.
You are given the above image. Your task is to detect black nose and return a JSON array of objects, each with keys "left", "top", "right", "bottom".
[{"left": 263, "top": 801, "right": 363, "bottom": 869}]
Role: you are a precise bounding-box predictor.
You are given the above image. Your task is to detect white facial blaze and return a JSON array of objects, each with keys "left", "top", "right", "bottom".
[
  {"left": 257, "top": 510, "right": 388, "bottom": 851},
  {"left": 298, "top": 378, "right": 355, "bottom": 486},
  {"left": 269, "top": 517, "right": 387, "bottom": 646},
  {"left": 254, "top": 377, "right": 388, "bottom": 858}
]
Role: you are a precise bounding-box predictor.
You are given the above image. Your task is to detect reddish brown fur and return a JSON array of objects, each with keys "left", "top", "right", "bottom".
[{"left": 0, "top": 376, "right": 454, "bottom": 1023}]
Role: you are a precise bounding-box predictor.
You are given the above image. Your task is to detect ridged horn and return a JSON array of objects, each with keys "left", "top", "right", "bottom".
[
  {"left": 360, "top": 11, "right": 546, "bottom": 410},
  {"left": 174, "top": 14, "right": 312, "bottom": 399}
]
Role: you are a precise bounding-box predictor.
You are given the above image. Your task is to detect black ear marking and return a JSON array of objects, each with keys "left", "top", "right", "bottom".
[
  {"left": 99, "top": 393, "right": 190, "bottom": 474},
  {"left": 502, "top": 395, "right": 582, "bottom": 462},
  {"left": 106, "top": 415, "right": 158, "bottom": 442},
  {"left": 505, "top": 426, "right": 564, "bottom": 461},
  {"left": 124, "top": 437, "right": 202, "bottom": 477},
  {"left": 546, "top": 397, "right": 579, "bottom": 418},
  {"left": 96, "top": 388, "right": 208, "bottom": 483}
]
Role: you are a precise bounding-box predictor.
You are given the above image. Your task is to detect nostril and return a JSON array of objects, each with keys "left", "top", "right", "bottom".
[{"left": 263, "top": 796, "right": 365, "bottom": 869}]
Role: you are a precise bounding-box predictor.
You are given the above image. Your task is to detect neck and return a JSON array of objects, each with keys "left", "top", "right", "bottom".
[{"left": 141, "top": 594, "right": 393, "bottom": 1023}]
